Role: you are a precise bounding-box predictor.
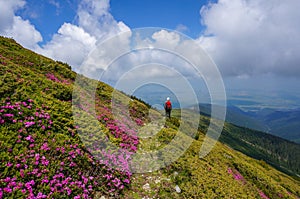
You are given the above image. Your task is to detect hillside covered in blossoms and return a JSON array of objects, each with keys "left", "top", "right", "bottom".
[{"left": 1, "top": 36, "right": 300, "bottom": 198}]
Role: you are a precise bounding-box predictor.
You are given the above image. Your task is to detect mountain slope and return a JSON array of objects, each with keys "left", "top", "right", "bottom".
[
  {"left": 193, "top": 104, "right": 300, "bottom": 176},
  {"left": 0, "top": 36, "right": 300, "bottom": 198},
  {"left": 219, "top": 122, "right": 300, "bottom": 175},
  {"left": 255, "top": 109, "right": 300, "bottom": 143},
  {"left": 197, "top": 103, "right": 267, "bottom": 132},
  {"left": 197, "top": 103, "right": 300, "bottom": 144}
]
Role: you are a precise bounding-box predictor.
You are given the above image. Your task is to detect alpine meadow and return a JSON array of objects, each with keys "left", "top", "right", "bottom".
[{"left": 1, "top": 36, "right": 300, "bottom": 199}]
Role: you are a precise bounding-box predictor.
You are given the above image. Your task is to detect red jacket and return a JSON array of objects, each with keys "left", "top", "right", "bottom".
[{"left": 165, "top": 101, "right": 172, "bottom": 110}]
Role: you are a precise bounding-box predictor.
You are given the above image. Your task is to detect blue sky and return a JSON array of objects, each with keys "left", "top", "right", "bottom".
[
  {"left": 110, "top": 0, "right": 209, "bottom": 38},
  {"left": 1, "top": 0, "right": 300, "bottom": 109},
  {"left": 15, "top": 0, "right": 209, "bottom": 42},
  {"left": 16, "top": 0, "right": 78, "bottom": 43}
]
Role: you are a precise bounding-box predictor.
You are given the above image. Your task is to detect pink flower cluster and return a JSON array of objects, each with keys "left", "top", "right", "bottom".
[
  {"left": 258, "top": 190, "right": 270, "bottom": 199},
  {"left": 0, "top": 99, "right": 52, "bottom": 133},
  {"left": 227, "top": 167, "right": 273, "bottom": 198},
  {"left": 135, "top": 118, "right": 144, "bottom": 126},
  {"left": 0, "top": 53, "right": 8, "bottom": 66},
  {"left": 75, "top": 95, "right": 145, "bottom": 189},
  {"left": 93, "top": 102, "right": 140, "bottom": 153},
  {"left": 45, "top": 73, "right": 70, "bottom": 84},
  {"left": 1, "top": 98, "right": 132, "bottom": 198},
  {"left": 1, "top": 141, "right": 98, "bottom": 198},
  {"left": 227, "top": 167, "right": 246, "bottom": 182}
]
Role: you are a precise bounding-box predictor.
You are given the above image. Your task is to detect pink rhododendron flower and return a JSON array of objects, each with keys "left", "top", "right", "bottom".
[
  {"left": 259, "top": 190, "right": 270, "bottom": 199},
  {"left": 3, "top": 187, "right": 12, "bottom": 193},
  {"left": 6, "top": 162, "right": 13, "bottom": 167},
  {"left": 24, "top": 121, "right": 35, "bottom": 128}
]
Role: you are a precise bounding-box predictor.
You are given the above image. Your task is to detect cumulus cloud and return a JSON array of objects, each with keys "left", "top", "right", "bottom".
[
  {"left": 0, "top": 0, "right": 130, "bottom": 69},
  {"left": 152, "top": 30, "right": 181, "bottom": 49},
  {"left": 77, "top": 0, "right": 130, "bottom": 40},
  {"left": 86, "top": 27, "right": 222, "bottom": 93},
  {"left": 39, "top": 23, "right": 97, "bottom": 67},
  {"left": 0, "top": 0, "right": 206, "bottom": 82},
  {"left": 39, "top": 0, "right": 130, "bottom": 68},
  {"left": 4, "top": 16, "right": 42, "bottom": 49},
  {"left": 0, "top": 0, "right": 25, "bottom": 30},
  {"left": 0, "top": 0, "right": 42, "bottom": 49},
  {"left": 198, "top": 0, "right": 300, "bottom": 77},
  {"left": 80, "top": 29, "right": 193, "bottom": 81},
  {"left": 0, "top": 0, "right": 224, "bottom": 107}
]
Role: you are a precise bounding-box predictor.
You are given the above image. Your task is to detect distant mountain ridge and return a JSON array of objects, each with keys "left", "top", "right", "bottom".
[
  {"left": 252, "top": 108, "right": 300, "bottom": 143},
  {"left": 196, "top": 103, "right": 300, "bottom": 144},
  {"left": 197, "top": 103, "right": 267, "bottom": 131}
]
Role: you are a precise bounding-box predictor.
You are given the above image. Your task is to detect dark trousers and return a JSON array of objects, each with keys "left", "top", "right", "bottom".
[{"left": 165, "top": 109, "right": 171, "bottom": 118}]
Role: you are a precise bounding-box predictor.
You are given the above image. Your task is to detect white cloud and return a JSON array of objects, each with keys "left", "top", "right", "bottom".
[
  {"left": 0, "top": 0, "right": 25, "bottom": 30},
  {"left": 2, "top": 16, "right": 43, "bottom": 50},
  {"left": 80, "top": 29, "right": 199, "bottom": 81},
  {"left": 58, "top": 23, "right": 96, "bottom": 47},
  {"left": 175, "top": 24, "right": 188, "bottom": 33},
  {"left": 89, "top": 28, "right": 222, "bottom": 88},
  {"left": 79, "top": 29, "right": 132, "bottom": 79},
  {"left": 40, "top": 0, "right": 130, "bottom": 69},
  {"left": 0, "top": 0, "right": 130, "bottom": 69},
  {"left": 0, "top": 0, "right": 225, "bottom": 107},
  {"left": 152, "top": 30, "right": 181, "bottom": 49},
  {"left": 0, "top": 0, "right": 42, "bottom": 49},
  {"left": 77, "top": 0, "right": 130, "bottom": 40},
  {"left": 198, "top": 0, "right": 300, "bottom": 77},
  {"left": 38, "top": 23, "right": 96, "bottom": 67},
  {"left": 0, "top": 0, "right": 199, "bottom": 81}
]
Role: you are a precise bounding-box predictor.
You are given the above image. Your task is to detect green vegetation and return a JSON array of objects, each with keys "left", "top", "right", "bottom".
[
  {"left": 123, "top": 114, "right": 300, "bottom": 198},
  {"left": 219, "top": 122, "right": 300, "bottom": 176},
  {"left": 0, "top": 36, "right": 300, "bottom": 198},
  {"left": 192, "top": 104, "right": 300, "bottom": 176}
]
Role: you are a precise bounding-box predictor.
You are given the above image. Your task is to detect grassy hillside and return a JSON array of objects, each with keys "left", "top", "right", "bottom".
[
  {"left": 219, "top": 122, "right": 300, "bottom": 175},
  {"left": 0, "top": 36, "right": 300, "bottom": 198},
  {"left": 191, "top": 104, "right": 300, "bottom": 176}
]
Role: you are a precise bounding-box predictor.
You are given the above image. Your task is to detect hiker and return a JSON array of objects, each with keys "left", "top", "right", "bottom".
[{"left": 164, "top": 97, "right": 172, "bottom": 118}]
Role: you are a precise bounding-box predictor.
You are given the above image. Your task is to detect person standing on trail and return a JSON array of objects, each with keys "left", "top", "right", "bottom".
[{"left": 164, "top": 97, "right": 172, "bottom": 118}]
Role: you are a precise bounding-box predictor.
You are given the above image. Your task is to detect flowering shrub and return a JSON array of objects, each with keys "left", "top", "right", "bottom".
[
  {"left": 0, "top": 98, "right": 133, "bottom": 198},
  {"left": 258, "top": 190, "right": 270, "bottom": 199},
  {"left": 227, "top": 167, "right": 245, "bottom": 182},
  {"left": 45, "top": 73, "right": 70, "bottom": 85},
  {"left": 75, "top": 97, "right": 140, "bottom": 177}
]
